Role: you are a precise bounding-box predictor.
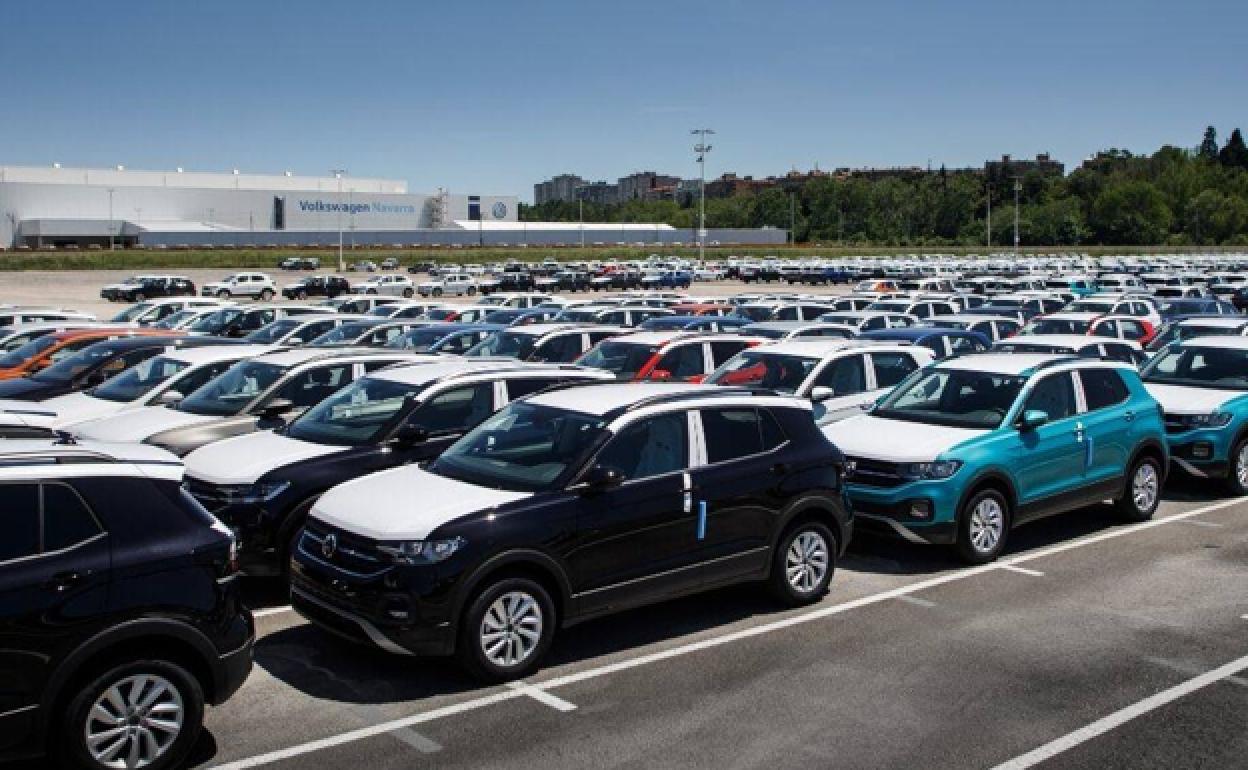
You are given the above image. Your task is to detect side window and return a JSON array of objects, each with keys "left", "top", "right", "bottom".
[
  {"left": 656, "top": 344, "right": 705, "bottom": 380},
  {"left": 710, "top": 340, "right": 747, "bottom": 367},
  {"left": 759, "top": 408, "right": 787, "bottom": 450},
  {"left": 863, "top": 317, "right": 885, "bottom": 331},
  {"left": 43, "top": 483, "right": 102, "bottom": 552},
  {"left": 700, "top": 408, "right": 765, "bottom": 463},
  {"left": 410, "top": 383, "right": 495, "bottom": 434},
  {"left": 1081, "top": 369, "right": 1129, "bottom": 411},
  {"left": 588, "top": 330, "right": 618, "bottom": 345},
  {"left": 774, "top": 306, "right": 798, "bottom": 321},
  {"left": 949, "top": 335, "right": 985, "bottom": 355},
  {"left": 912, "top": 304, "right": 931, "bottom": 318},
  {"left": 1093, "top": 320, "right": 1118, "bottom": 338},
  {"left": 167, "top": 361, "right": 235, "bottom": 398},
  {"left": 799, "top": 306, "right": 825, "bottom": 321},
  {"left": 0, "top": 483, "right": 40, "bottom": 561},
  {"left": 869, "top": 351, "right": 918, "bottom": 388},
  {"left": 813, "top": 354, "right": 867, "bottom": 395},
  {"left": 299, "top": 319, "right": 335, "bottom": 340},
  {"left": 1121, "top": 321, "right": 1145, "bottom": 340},
  {"left": 98, "top": 348, "right": 156, "bottom": 381},
  {"left": 1023, "top": 372, "right": 1077, "bottom": 421},
  {"left": 273, "top": 363, "right": 353, "bottom": 407},
  {"left": 594, "top": 412, "right": 688, "bottom": 481},
  {"left": 1102, "top": 344, "right": 1137, "bottom": 364},
  {"left": 1132, "top": 302, "right": 1150, "bottom": 317},
  {"left": 505, "top": 377, "right": 560, "bottom": 400},
  {"left": 535, "top": 334, "right": 584, "bottom": 363},
  {"left": 919, "top": 336, "right": 947, "bottom": 358}
]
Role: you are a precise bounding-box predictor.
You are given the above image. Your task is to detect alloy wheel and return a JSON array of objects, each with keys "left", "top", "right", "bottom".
[
  {"left": 1237, "top": 444, "right": 1248, "bottom": 489},
  {"left": 968, "top": 498, "right": 1005, "bottom": 554},
  {"left": 1132, "top": 462, "right": 1159, "bottom": 512},
  {"left": 85, "top": 674, "right": 184, "bottom": 769},
  {"left": 479, "top": 591, "right": 543, "bottom": 669},
  {"left": 785, "top": 531, "right": 829, "bottom": 594}
]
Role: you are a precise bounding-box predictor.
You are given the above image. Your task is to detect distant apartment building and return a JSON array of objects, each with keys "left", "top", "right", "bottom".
[
  {"left": 984, "top": 153, "right": 1064, "bottom": 178},
  {"left": 617, "top": 171, "right": 681, "bottom": 201},
  {"left": 533, "top": 173, "right": 585, "bottom": 205},
  {"left": 574, "top": 180, "right": 619, "bottom": 205}
]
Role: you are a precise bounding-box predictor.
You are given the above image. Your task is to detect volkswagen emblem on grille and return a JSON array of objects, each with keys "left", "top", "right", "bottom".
[
  {"left": 843, "top": 460, "right": 857, "bottom": 479},
  {"left": 322, "top": 533, "right": 338, "bottom": 559}
]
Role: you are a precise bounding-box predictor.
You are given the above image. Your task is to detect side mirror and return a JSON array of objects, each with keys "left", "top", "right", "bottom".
[
  {"left": 810, "top": 386, "right": 835, "bottom": 403},
  {"left": 156, "top": 389, "right": 184, "bottom": 406},
  {"left": 392, "top": 423, "right": 429, "bottom": 446},
  {"left": 256, "top": 397, "right": 295, "bottom": 419},
  {"left": 578, "top": 464, "right": 623, "bottom": 493},
  {"left": 1019, "top": 409, "right": 1049, "bottom": 430}
]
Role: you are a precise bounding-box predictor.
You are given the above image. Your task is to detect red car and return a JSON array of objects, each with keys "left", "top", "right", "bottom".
[{"left": 576, "top": 332, "right": 761, "bottom": 382}]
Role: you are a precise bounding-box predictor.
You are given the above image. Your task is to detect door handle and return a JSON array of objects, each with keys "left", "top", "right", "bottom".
[{"left": 46, "top": 571, "right": 88, "bottom": 592}]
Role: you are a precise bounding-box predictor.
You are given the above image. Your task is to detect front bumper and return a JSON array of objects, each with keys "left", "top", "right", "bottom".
[
  {"left": 843, "top": 478, "right": 964, "bottom": 545},
  {"left": 1165, "top": 426, "right": 1236, "bottom": 479}
]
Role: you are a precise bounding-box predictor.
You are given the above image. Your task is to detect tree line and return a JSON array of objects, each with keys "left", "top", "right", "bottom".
[{"left": 520, "top": 128, "right": 1248, "bottom": 247}]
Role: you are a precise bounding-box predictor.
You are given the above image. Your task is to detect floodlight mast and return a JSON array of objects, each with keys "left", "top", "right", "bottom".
[{"left": 691, "top": 128, "right": 715, "bottom": 262}]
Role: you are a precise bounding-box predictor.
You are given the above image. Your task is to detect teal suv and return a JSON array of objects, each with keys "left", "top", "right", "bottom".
[
  {"left": 1141, "top": 336, "right": 1248, "bottom": 494},
  {"left": 823, "top": 353, "right": 1168, "bottom": 563}
]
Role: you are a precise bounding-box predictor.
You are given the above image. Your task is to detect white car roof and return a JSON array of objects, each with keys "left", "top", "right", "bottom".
[
  {"left": 1173, "top": 335, "right": 1248, "bottom": 351},
  {"left": 162, "top": 343, "right": 276, "bottom": 365},
  {"left": 999, "top": 334, "right": 1140, "bottom": 350},
  {"left": 526, "top": 382, "right": 711, "bottom": 415},
  {"left": 1175, "top": 317, "right": 1248, "bottom": 328},
  {"left": 931, "top": 314, "right": 1016, "bottom": 324},
  {"left": 371, "top": 360, "right": 608, "bottom": 387},
  {"left": 748, "top": 339, "right": 913, "bottom": 357},
  {"left": 1037, "top": 312, "right": 1103, "bottom": 322},
  {"left": 937, "top": 352, "right": 1069, "bottom": 375},
  {"left": 252, "top": 347, "right": 421, "bottom": 368}
]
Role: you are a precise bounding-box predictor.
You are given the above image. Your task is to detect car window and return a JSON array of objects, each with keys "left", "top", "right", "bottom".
[
  {"left": 43, "top": 483, "right": 102, "bottom": 552},
  {"left": 657, "top": 344, "right": 705, "bottom": 379},
  {"left": 535, "top": 334, "right": 584, "bottom": 363},
  {"left": 1081, "top": 369, "right": 1129, "bottom": 411},
  {"left": 869, "top": 351, "right": 918, "bottom": 388},
  {"left": 949, "top": 335, "right": 985, "bottom": 354},
  {"left": 410, "top": 383, "right": 495, "bottom": 434},
  {"left": 759, "top": 408, "right": 787, "bottom": 450},
  {"left": 700, "top": 408, "right": 766, "bottom": 463},
  {"left": 1093, "top": 320, "right": 1118, "bottom": 338},
  {"left": 1120, "top": 321, "right": 1145, "bottom": 340},
  {"left": 272, "top": 363, "right": 353, "bottom": 407},
  {"left": 1023, "top": 372, "right": 1077, "bottom": 421},
  {"left": 919, "top": 336, "right": 946, "bottom": 357},
  {"left": 0, "top": 483, "right": 40, "bottom": 561},
  {"left": 505, "top": 377, "right": 563, "bottom": 400},
  {"left": 595, "top": 412, "right": 688, "bottom": 481},
  {"left": 709, "top": 340, "right": 748, "bottom": 367},
  {"left": 813, "top": 355, "right": 866, "bottom": 395},
  {"left": 1102, "top": 344, "right": 1138, "bottom": 364},
  {"left": 164, "top": 360, "right": 235, "bottom": 400}
]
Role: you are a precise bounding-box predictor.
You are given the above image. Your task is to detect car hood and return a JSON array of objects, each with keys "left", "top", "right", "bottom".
[
  {"left": 311, "top": 466, "right": 530, "bottom": 540},
  {"left": 73, "top": 405, "right": 217, "bottom": 442},
  {"left": 0, "top": 392, "right": 125, "bottom": 429},
  {"left": 1143, "top": 383, "right": 1242, "bottom": 415},
  {"left": 822, "top": 414, "right": 987, "bottom": 463},
  {"left": 185, "top": 430, "right": 344, "bottom": 484}
]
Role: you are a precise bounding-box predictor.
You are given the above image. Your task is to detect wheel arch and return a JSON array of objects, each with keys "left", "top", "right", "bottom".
[
  {"left": 955, "top": 469, "right": 1019, "bottom": 526},
  {"left": 453, "top": 550, "right": 573, "bottom": 630}
]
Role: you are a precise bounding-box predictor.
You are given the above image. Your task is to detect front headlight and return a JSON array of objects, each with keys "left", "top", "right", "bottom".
[
  {"left": 214, "top": 481, "right": 291, "bottom": 503},
  {"left": 375, "top": 537, "right": 466, "bottom": 565},
  {"left": 898, "top": 460, "right": 963, "bottom": 480},
  {"left": 1175, "top": 412, "right": 1233, "bottom": 429}
]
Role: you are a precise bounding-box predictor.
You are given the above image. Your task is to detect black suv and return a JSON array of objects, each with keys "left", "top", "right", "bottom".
[
  {"left": 115, "top": 276, "right": 196, "bottom": 303},
  {"left": 0, "top": 440, "right": 253, "bottom": 769},
  {"left": 291, "top": 384, "right": 851, "bottom": 681},
  {"left": 282, "top": 275, "right": 350, "bottom": 300}
]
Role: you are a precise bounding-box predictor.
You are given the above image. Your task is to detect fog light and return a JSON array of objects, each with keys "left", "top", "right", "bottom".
[
  {"left": 1191, "top": 443, "right": 1213, "bottom": 460},
  {"left": 384, "top": 598, "right": 410, "bottom": 620},
  {"left": 909, "top": 501, "right": 932, "bottom": 520}
]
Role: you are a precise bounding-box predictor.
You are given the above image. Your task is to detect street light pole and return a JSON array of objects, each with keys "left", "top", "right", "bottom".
[
  {"left": 691, "top": 128, "right": 714, "bottom": 262},
  {"left": 106, "top": 188, "right": 115, "bottom": 250},
  {"left": 579, "top": 198, "right": 584, "bottom": 248},
  {"left": 330, "top": 169, "right": 346, "bottom": 271},
  {"left": 1013, "top": 177, "right": 1021, "bottom": 254},
  {"left": 986, "top": 185, "right": 992, "bottom": 251}
]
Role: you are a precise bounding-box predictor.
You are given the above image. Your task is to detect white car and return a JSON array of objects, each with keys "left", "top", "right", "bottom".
[
  {"left": 0, "top": 308, "right": 96, "bottom": 326},
  {"left": 109, "top": 297, "right": 227, "bottom": 326},
  {"left": 0, "top": 343, "right": 274, "bottom": 437},
  {"left": 201, "top": 272, "right": 278, "bottom": 300},
  {"left": 351, "top": 274, "right": 416, "bottom": 298},
  {"left": 419, "top": 273, "right": 478, "bottom": 297},
  {"left": 705, "top": 339, "right": 935, "bottom": 424}
]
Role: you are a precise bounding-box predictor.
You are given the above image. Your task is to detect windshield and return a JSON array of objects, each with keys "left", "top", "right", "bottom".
[
  {"left": 245, "top": 319, "right": 300, "bottom": 343},
  {"left": 876, "top": 368, "right": 1027, "bottom": 429},
  {"left": 464, "top": 331, "right": 536, "bottom": 359},
  {"left": 1024, "top": 318, "right": 1090, "bottom": 335},
  {"left": 1141, "top": 346, "right": 1248, "bottom": 390},
  {"left": 153, "top": 310, "right": 195, "bottom": 329},
  {"left": 705, "top": 351, "right": 818, "bottom": 393},
  {"left": 735, "top": 306, "right": 774, "bottom": 322},
  {"left": 178, "top": 361, "right": 285, "bottom": 416},
  {"left": 431, "top": 402, "right": 607, "bottom": 492},
  {"left": 0, "top": 334, "right": 60, "bottom": 368},
  {"left": 188, "top": 308, "right": 243, "bottom": 333},
  {"left": 32, "top": 341, "right": 130, "bottom": 383},
  {"left": 308, "top": 322, "right": 373, "bottom": 346},
  {"left": 1147, "top": 323, "right": 1235, "bottom": 352},
  {"left": 91, "top": 354, "right": 190, "bottom": 403},
  {"left": 869, "top": 301, "right": 910, "bottom": 313},
  {"left": 110, "top": 302, "right": 156, "bottom": 322},
  {"left": 385, "top": 327, "right": 451, "bottom": 351},
  {"left": 285, "top": 376, "right": 418, "bottom": 446},
  {"left": 367, "top": 305, "right": 398, "bottom": 317},
  {"left": 577, "top": 340, "right": 658, "bottom": 379},
  {"left": 557, "top": 309, "right": 601, "bottom": 323}
]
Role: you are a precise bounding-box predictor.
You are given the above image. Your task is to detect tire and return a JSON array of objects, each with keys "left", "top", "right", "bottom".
[
  {"left": 133, "top": 292, "right": 146, "bottom": 302},
  {"left": 217, "top": 290, "right": 231, "bottom": 299},
  {"left": 296, "top": 290, "right": 308, "bottom": 301},
  {"left": 402, "top": 288, "right": 414, "bottom": 298},
  {"left": 56, "top": 658, "right": 204, "bottom": 770},
  {"left": 432, "top": 288, "right": 443, "bottom": 297},
  {"left": 768, "top": 520, "right": 836, "bottom": 606},
  {"left": 955, "top": 488, "right": 1010, "bottom": 564},
  {"left": 456, "top": 577, "right": 555, "bottom": 682},
  {"left": 1115, "top": 454, "right": 1163, "bottom": 520},
  {"left": 1224, "top": 439, "right": 1248, "bottom": 496},
  {"left": 260, "top": 288, "right": 274, "bottom": 301}
]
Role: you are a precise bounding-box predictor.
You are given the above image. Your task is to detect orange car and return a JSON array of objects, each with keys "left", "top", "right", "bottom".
[
  {"left": 669, "top": 302, "right": 734, "bottom": 316},
  {"left": 0, "top": 328, "right": 181, "bottom": 380}
]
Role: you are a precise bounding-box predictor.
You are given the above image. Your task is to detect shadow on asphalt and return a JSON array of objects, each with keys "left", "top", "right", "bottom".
[{"left": 248, "top": 480, "right": 1233, "bottom": 707}]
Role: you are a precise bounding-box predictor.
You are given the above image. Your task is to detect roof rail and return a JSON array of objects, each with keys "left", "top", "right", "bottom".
[{"left": 600, "top": 385, "right": 783, "bottom": 421}]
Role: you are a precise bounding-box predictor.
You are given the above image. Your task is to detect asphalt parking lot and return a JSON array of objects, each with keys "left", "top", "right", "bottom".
[{"left": 133, "top": 480, "right": 1242, "bottom": 770}]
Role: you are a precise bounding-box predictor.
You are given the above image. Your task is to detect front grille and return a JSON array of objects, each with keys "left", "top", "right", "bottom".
[
  {"left": 845, "top": 456, "right": 906, "bottom": 488},
  {"left": 301, "top": 519, "right": 387, "bottom": 577}
]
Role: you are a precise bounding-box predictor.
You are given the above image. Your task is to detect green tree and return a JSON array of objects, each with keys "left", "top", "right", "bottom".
[
  {"left": 1089, "top": 181, "right": 1172, "bottom": 244},
  {"left": 1199, "top": 126, "right": 1219, "bottom": 160},
  {"left": 1220, "top": 129, "right": 1248, "bottom": 170}
]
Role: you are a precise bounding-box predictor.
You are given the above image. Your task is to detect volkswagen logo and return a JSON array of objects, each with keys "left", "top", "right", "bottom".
[
  {"left": 491, "top": 201, "right": 507, "bottom": 219},
  {"left": 322, "top": 533, "right": 338, "bottom": 559}
]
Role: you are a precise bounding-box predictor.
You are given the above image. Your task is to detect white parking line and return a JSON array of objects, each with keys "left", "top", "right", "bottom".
[
  {"left": 893, "top": 595, "right": 937, "bottom": 608},
  {"left": 991, "top": 652, "right": 1248, "bottom": 769},
  {"left": 210, "top": 497, "right": 1247, "bottom": 770},
  {"left": 1179, "top": 519, "right": 1224, "bottom": 528},
  {"left": 506, "top": 681, "right": 577, "bottom": 712},
  {"left": 251, "top": 605, "right": 293, "bottom": 619},
  {"left": 997, "top": 564, "right": 1045, "bottom": 577}
]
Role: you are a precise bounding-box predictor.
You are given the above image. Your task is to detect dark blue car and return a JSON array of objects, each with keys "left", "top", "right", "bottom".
[{"left": 858, "top": 327, "right": 991, "bottom": 360}]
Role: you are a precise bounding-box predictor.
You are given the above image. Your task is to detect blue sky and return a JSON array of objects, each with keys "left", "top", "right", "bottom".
[{"left": 3, "top": 0, "right": 1245, "bottom": 200}]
